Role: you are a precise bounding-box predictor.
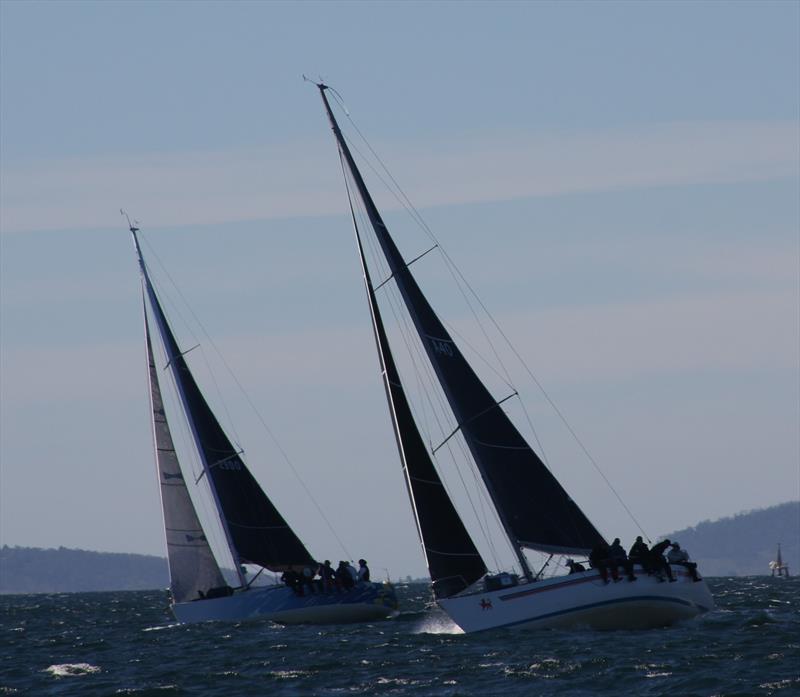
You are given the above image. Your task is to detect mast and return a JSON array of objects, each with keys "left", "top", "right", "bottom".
[
  {"left": 130, "top": 225, "right": 246, "bottom": 587},
  {"left": 129, "top": 223, "right": 314, "bottom": 581},
  {"left": 316, "top": 84, "right": 605, "bottom": 580},
  {"left": 142, "top": 300, "right": 228, "bottom": 601},
  {"left": 345, "top": 179, "right": 487, "bottom": 597}
]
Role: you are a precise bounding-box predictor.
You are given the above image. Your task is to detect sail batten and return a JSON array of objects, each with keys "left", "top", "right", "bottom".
[{"left": 319, "top": 86, "right": 605, "bottom": 565}]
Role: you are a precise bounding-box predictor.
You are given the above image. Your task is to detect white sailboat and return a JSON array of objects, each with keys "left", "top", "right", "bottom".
[
  {"left": 313, "top": 83, "right": 714, "bottom": 633},
  {"left": 770, "top": 544, "right": 790, "bottom": 577},
  {"left": 128, "top": 219, "right": 397, "bottom": 624}
]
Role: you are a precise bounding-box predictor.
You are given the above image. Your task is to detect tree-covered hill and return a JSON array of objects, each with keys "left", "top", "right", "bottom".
[
  {"left": 2, "top": 501, "right": 797, "bottom": 592},
  {"left": 0, "top": 546, "right": 168, "bottom": 594},
  {"left": 663, "top": 500, "right": 799, "bottom": 577}
]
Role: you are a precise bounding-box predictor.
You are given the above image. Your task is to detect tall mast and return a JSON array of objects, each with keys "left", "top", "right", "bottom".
[
  {"left": 142, "top": 298, "right": 227, "bottom": 601},
  {"left": 129, "top": 224, "right": 246, "bottom": 588},
  {"left": 343, "top": 176, "right": 487, "bottom": 596},
  {"left": 316, "top": 84, "right": 608, "bottom": 580},
  {"left": 315, "top": 84, "right": 535, "bottom": 581}
]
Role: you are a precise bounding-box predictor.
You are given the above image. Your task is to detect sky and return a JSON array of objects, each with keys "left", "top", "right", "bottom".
[{"left": 1, "top": 0, "right": 798, "bottom": 580}]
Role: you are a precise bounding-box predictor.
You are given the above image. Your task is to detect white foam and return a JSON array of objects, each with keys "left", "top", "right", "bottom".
[
  {"left": 142, "top": 623, "right": 181, "bottom": 632},
  {"left": 413, "top": 615, "right": 464, "bottom": 635},
  {"left": 45, "top": 663, "right": 100, "bottom": 678}
]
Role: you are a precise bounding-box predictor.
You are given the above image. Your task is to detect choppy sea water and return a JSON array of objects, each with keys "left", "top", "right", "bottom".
[{"left": 1, "top": 577, "right": 797, "bottom": 696}]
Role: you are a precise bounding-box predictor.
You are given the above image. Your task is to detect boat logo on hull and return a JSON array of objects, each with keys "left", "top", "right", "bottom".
[{"left": 480, "top": 598, "right": 493, "bottom": 610}]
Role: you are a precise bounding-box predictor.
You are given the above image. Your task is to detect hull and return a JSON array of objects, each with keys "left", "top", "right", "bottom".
[
  {"left": 439, "top": 566, "right": 714, "bottom": 633},
  {"left": 172, "top": 582, "right": 398, "bottom": 624}
]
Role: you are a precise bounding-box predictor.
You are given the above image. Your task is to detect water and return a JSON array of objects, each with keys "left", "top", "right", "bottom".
[{"left": 1, "top": 577, "right": 797, "bottom": 696}]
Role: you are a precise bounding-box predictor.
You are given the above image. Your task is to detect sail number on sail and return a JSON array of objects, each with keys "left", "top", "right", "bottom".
[{"left": 430, "top": 338, "right": 454, "bottom": 357}]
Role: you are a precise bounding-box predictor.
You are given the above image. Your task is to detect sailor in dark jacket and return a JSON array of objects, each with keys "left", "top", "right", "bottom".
[
  {"left": 319, "top": 560, "right": 336, "bottom": 592},
  {"left": 337, "top": 560, "right": 355, "bottom": 590},
  {"left": 648, "top": 539, "right": 675, "bottom": 582},
  {"left": 628, "top": 536, "right": 650, "bottom": 570},
  {"left": 609, "top": 537, "right": 636, "bottom": 581},
  {"left": 281, "top": 566, "right": 303, "bottom": 595},
  {"left": 589, "top": 541, "right": 618, "bottom": 583}
]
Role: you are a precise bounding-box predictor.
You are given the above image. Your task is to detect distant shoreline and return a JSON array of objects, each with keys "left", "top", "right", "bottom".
[{"left": 3, "top": 501, "right": 796, "bottom": 594}]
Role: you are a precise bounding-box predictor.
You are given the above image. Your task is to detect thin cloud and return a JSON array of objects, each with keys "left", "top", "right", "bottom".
[{"left": 1, "top": 120, "right": 796, "bottom": 235}]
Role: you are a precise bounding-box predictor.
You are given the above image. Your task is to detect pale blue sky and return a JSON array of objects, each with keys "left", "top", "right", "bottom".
[{"left": 1, "top": 0, "right": 798, "bottom": 578}]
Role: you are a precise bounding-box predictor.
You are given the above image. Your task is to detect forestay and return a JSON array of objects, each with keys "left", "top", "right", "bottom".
[
  {"left": 135, "top": 233, "right": 315, "bottom": 573},
  {"left": 318, "top": 85, "right": 605, "bottom": 565}
]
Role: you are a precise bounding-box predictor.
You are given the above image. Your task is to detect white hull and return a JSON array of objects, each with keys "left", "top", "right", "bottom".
[
  {"left": 172, "top": 582, "right": 398, "bottom": 624},
  {"left": 439, "top": 566, "right": 714, "bottom": 633}
]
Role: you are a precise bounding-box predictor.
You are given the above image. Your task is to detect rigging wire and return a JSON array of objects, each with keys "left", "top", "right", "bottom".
[
  {"left": 335, "top": 133, "right": 552, "bottom": 570},
  {"left": 137, "top": 232, "right": 354, "bottom": 562},
  {"left": 334, "top": 107, "right": 557, "bottom": 485},
  {"left": 341, "top": 151, "right": 509, "bottom": 571},
  {"left": 144, "top": 299, "right": 236, "bottom": 573},
  {"left": 329, "top": 94, "right": 652, "bottom": 544},
  {"left": 138, "top": 234, "right": 246, "bottom": 451},
  {"left": 344, "top": 161, "right": 497, "bottom": 561},
  {"left": 440, "top": 317, "right": 553, "bottom": 470}
]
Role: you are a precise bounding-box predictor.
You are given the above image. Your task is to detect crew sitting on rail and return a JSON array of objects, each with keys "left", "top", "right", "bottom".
[
  {"left": 589, "top": 541, "right": 619, "bottom": 584},
  {"left": 648, "top": 539, "right": 676, "bottom": 582},
  {"left": 301, "top": 565, "right": 317, "bottom": 594},
  {"left": 667, "top": 542, "right": 700, "bottom": 581},
  {"left": 319, "top": 560, "right": 336, "bottom": 592},
  {"left": 609, "top": 537, "right": 637, "bottom": 582},
  {"left": 337, "top": 560, "right": 355, "bottom": 590},
  {"left": 281, "top": 566, "right": 304, "bottom": 595},
  {"left": 628, "top": 536, "right": 650, "bottom": 570}
]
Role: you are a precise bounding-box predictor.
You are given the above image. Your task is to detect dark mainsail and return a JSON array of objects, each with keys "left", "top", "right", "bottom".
[
  {"left": 133, "top": 231, "right": 314, "bottom": 573},
  {"left": 354, "top": 213, "right": 487, "bottom": 598},
  {"left": 318, "top": 85, "right": 605, "bottom": 567}
]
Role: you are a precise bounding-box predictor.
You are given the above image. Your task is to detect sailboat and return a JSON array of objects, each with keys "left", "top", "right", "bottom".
[
  {"left": 769, "top": 544, "right": 790, "bottom": 577},
  {"left": 128, "top": 219, "right": 398, "bottom": 624},
  {"left": 313, "top": 83, "right": 714, "bottom": 632}
]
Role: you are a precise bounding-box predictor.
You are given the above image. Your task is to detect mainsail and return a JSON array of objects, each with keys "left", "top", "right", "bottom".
[
  {"left": 318, "top": 85, "right": 605, "bottom": 571},
  {"left": 144, "top": 309, "right": 226, "bottom": 602},
  {"left": 133, "top": 231, "right": 314, "bottom": 573}
]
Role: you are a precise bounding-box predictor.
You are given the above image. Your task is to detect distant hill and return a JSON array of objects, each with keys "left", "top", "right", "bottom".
[
  {"left": 2, "top": 502, "right": 797, "bottom": 593},
  {"left": 663, "top": 501, "right": 799, "bottom": 577},
  {"left": 0, "top": 546, "right": 168, "bottom": 594}
]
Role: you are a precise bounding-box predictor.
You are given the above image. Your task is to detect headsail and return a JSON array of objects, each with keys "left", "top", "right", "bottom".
[
  {"left": 133, "top": 230, "right": 314, "bottom": 573},
  {"left": 318, "top": 85, "right": 605, "bottom": 566},
  {"left": 144, "top": 308, "right": 227, "bottom": 602},
  {"left": 353, "top": 210, "right": 487, "bottom": 598}
]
